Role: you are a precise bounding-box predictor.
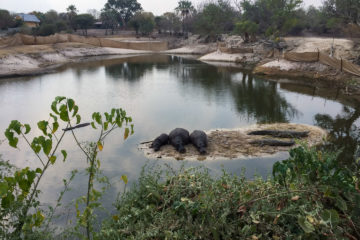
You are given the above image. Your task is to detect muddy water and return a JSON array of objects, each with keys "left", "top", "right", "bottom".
[{"left": 0, "top": 55, "right": 359, "bottom": 219}]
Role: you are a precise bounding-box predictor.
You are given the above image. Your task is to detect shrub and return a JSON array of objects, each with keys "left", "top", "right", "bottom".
[
  {"left": 37, "top": 24, "right": 56, "bottom": 36},
  {"left": 99, "top": 147, "right": 360, "bottom": 239}
]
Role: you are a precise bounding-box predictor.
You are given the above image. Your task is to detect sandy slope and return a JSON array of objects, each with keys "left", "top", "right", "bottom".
[{"left": 0, "top": 43, "right": 150, "bottom": 77}]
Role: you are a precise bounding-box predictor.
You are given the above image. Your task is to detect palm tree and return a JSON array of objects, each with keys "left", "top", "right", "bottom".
[{"left": 175, "top": 0, "right": 195, "bottom": 34}]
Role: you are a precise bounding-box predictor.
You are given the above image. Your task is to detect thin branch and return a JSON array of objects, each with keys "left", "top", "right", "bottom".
[
  {"left": 21, "top": 133, "right": 45, "bottom": 167},
  {"left": 100, "top": 124, "right": 117, "bottom": 142},
  {"left": 85, "top": 125, "right": 104, "bottom": 240},
  {"left": 46, "top": 116, "right": 59, "bottom": 142},
  {"left": 17, "top": 124, "right": 69, "bottom": 235},
  {"left": 69, "top": 123, "right": 92, "bottom": 161}
]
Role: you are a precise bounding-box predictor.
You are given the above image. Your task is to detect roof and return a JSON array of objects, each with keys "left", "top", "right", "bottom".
[{"left": 19, "top": 14, "right": 40, "bottom": 23}]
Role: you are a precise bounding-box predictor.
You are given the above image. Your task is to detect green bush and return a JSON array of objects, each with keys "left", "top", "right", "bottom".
[
  {"left": 98, "top": 146, "right": 360, "bottom": 239},
  {"left": 37, "top": 24, "right": 56, "bottom": 36}
]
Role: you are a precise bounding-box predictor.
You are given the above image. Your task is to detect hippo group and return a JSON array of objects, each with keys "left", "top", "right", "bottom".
[{"left": 150, "top": 128, "right": 208, "bottom": 155}]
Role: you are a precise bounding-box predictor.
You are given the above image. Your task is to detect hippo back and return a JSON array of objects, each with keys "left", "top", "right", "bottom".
[
  {"left": 169, "top": 128, "right": 190, "bottom": 153},
  {"left": 190, "top": 130, "right": 208, "bottom": 154}
]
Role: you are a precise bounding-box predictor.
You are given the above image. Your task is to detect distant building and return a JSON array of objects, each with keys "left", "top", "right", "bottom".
[
  {"left": 94, "top": 21, "right": 103, "bottom": 28},
  {"left": 17, "top": 14, "right": 40, "bottom": 28}
]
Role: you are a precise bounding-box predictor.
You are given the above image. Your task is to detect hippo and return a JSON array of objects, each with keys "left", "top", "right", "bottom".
[
  {"left": 190, "top": 130, "right": 208, "bottom": 155},
  {"left": 150, "top": 133, "right": 169, "bottom": 151},
  {"left": 169, "top": 128, "right": 190, "bottom": 153}
]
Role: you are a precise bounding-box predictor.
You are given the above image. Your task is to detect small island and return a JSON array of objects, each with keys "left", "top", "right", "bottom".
[{"left": 140, "top": 123, "right": 327, "bottom": 161}]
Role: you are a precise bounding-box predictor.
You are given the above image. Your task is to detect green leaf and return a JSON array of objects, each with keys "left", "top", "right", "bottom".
[
  {"left": 52, "top": 122, "right": 59, "bottom": 134},
  {"left": 1, "top": 193, "right": 15, "bottom": 208},
  {"left": 321, "top": 210, "right": 340, "bottom": 225},
  {"left": 104, "top": 112, "right": 110, "bottom": 121},
  {"left": 124, "top": 128, "right": 129, "bottom": 140},
  {"left": 10, "top": 120, "right": 22, "bottom": 134},
  {"left": 51, "top": 101, "right": 59, "bottom": 114},
  {"left": 0, "top": 181, "right": 9, "bottom": 197},
  {"left": 97, "top": 142, "right": 103, "bottom": 151},
  {"left": 24, "top": 124, "right": 31, "bottom": 134},
  {"left": 60, "top": 110, "right": 69, "bottom": 122},
  {"left": 55, "top": 96, "right": 66, "bottom": 102},
  {"left": 50, "top": 113, "right": 58, "bottom": 122},
  {"left": 91, "top": 122, "right": 97, "bottom": 129},
  {"left": 35, "top": 168, "right": 42, "bottom": 174},
  {"left": 121, "top": 175, "right": 128, "bottom": 184},
  {"left": 76, "top": 115, "right": 81, "bottom": 124},
  {"left": 61, "top": 150, "right": 67, "bottom": 162},
  {"left": 42, "top": 139, "right": 52, "bottom": 156},
  {"left": 72, "top": 105, "right": 79, "bottom": 117},
  {"left": 67, "top": 99, "right": 75, "bottom": 111},
  {"left": 26, "top": 170, "right": 36, "bottom": 184},
  {"left": 18, "top": 179, "right": 30, "bottom": 192},
  {"left": 33, "top": 210, "right": 45, "bottom": 227},
  {"left": 37, "top": 121, "right": 48, "bottom": 135},
  {"left": 92, "top": 112, "right": 102, "bottom": 125},
  {"left": 49, "top": 156, "right": 56, "bottom": 164},
  {"left": 104, "top": 122, "right": 109, "bottom": 131},
  {"left": 298, "top": 216, "right": 315, "bottom": 233},
  {"left": 6, "top": 135, "right": 18, "bottom": 148},
  {"left": 335, "top": 196, "right": 347, "bottom": 211}
]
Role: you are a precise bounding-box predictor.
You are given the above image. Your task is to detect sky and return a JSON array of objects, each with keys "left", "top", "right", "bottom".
[{"left": 1, "top": 0, "right": 322, "bottom": 16}]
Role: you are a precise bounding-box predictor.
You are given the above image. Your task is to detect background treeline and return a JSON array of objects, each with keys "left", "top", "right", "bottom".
[{"left": 0, "top": 0, "right": 360, "bottom": 38}]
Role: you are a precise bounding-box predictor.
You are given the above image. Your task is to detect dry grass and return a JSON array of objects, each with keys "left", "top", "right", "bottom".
[{"left": 139, "top": 123, "right": 327, "bottom": 161}]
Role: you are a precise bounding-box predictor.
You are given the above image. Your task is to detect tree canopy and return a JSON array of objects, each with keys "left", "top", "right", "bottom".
[
  {"left": 75, "top": 14, "right": 95, "bottom": 35},
  {"left": 104, "top": 0, "right": 142, "bottom": 27}
]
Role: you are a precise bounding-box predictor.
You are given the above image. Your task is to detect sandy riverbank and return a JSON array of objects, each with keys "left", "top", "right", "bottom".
[
  {"left": 1, "top": 35, "right": 360, "bottom": 96},
  {"left": 0, "top": 42, "right": 150, "bottom": 78}
]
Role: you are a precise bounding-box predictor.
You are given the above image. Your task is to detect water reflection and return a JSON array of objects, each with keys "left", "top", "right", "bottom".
[
  {"left": 315, "top": 106, "right": 360, "bottom": 163},
  {"left": 83, "top": 55, "right": 300, "bottom": 124}
]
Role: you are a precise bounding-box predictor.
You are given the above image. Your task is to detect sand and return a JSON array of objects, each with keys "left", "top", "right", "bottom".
[
  {"left": 139, "top": 123, "right": 327, "bottom": 161},
  {"left": 0, "top": 43, "right": 151, "bottom": 77},
  {"left": 165, "top": 44, "right": 217, "bottom": 55}
]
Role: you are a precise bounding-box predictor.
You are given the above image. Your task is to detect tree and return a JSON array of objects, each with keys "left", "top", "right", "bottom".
[
  {"left": 104, "top": 0, "right": 142, "bottom": 27},
  {"left": 0, "top": 9, "right": 14, "bottom": 30},
  {"left": 240, "top": 0, "right": 303, "bottom": 36},
  {"left": 87, "top": 9, "right": 101, "bottom": 20},
  {"left": 234, "top": 20, "right": 259, "bottom": 42},
  {"left": 156, "top": 12, "right": 181, "bottom": 35},
  {"left": 101, "top": 9, "right": 119, "bottom": 35},
  {"left": 323, "top": 0, "right": 360, "bottom": 24},
  {"left": 175, "top": 0, "right": 195, "bottom": 34},
  {"left": 194, "top": 0, "right": 236, "bottom": 38},
  {"left": 130, "top": 12, "right": 155, "bottom": 35},
  {"left": 75, "top": 14, "right": 95, "bottom": 36},
  {"left": 66, "top": 5, "right": 78, "bottom": 30},
  {"left": 43, "top": 10, "right": 60, "bottom": 24}
]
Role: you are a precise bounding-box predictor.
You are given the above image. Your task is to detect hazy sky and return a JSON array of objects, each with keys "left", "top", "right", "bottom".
[{"left": 1, "top": 0, "right": 322, "bottom": 16}]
